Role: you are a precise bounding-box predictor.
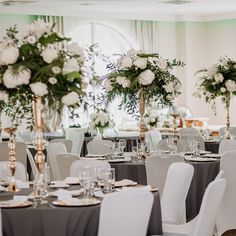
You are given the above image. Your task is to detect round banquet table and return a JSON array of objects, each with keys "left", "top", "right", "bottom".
[
  {"left": 1, "top": 187, "right": 163, "bottom": 236},
  {"left": 111, "top": 159, "right": 220, "bottom": 221}
]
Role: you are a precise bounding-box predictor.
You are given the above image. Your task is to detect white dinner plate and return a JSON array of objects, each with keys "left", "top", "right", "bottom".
[
  {"left": 52, "top": 198, "right": 101, "bottom": 207},
  {"left": 108, "top": 157, "right": 132, "bottom": 163}
]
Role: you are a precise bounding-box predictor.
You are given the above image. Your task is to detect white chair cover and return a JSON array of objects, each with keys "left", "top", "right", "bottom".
[
  {"left": 145, "top": 154, "right": 184, "bottom": 195},
  {"left": 50, "top": 139, "right": 73, "bottom": 153},
  {"left": 66, "top": 132, "right": 84, "bottom": 156},
  {"left": 218, "top": 139, "right": 236, "bottom": 154},
  {"left": 179, "top": 128, "right": 199, "bottom": 137},
  {"left": 87, "top": 140, "right": 113, "bottom": 155},
  {"left": 161, "top": 162, "right": 194, "bottom": 224},
  {"left": 180, "top": 134, "right": 205, "bottom": 151},
  {"left": 0, "top": 161, "right": 27, "bottom": 181},
  {"left": 70, "top": 160, "right": 111, "bottom": 178},
  {"left": 56, "top": 153, "right": 80, "bottom": 180},
  {"left": 145, "top": 129, "right": 162, "bottom": 152},
  {"left": 98, "top": 189, "right": 154, "bottom": 236},
  {"left": 162, "top": 179, "right": 226, "bottom": 236},
  {"left": 0, "top": 142, "right": 27, "bottom": 168},
  {"left": 46, "top": 142, "right": 67, "bottom": 180},
  {"left": 216, "top": 150, "right": 236, "bottom": 236},
  {"left": 0, "top": 208, "right": 2, "bottom": 236}
]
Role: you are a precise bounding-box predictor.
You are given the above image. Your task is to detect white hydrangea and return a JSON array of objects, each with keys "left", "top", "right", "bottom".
[
  {"left": 48, "top": 77, "right": 57, "bottom": 85},
  {"left": 104, "top": 79, "right": 113, "bottom": 91},
  {"left": 0, "top": 46, "right": 19, "bottom": 65},
  {"left": 0, "top": 91, "right": 8, "bottom": 103},
  {"left": 133, "top": 57, "right": 147, "bottom": 69},
  {"left": 157, "top": 58, "right": 167, "bottom": 70},
  {"left": 67, "top": 43, "right": 84, "bottom": 57},
  {"left": 41, "top": 46, "right": 59, "bottom": 63},
  {"left": 214, "top": 73, "right": 224, "bottom": 83},
  {"left": 61, "top": 91, "right": 79, "bottom": 106},
  {"left": 121, "top": 56, "right": 133, "bottom": 68},
  {"left": 30, "top": 82, "right": 48, "bottom": 97},
  {"left": 163, "top": 81, "right": 175, "bottom": 93},
  {"left": 63, "top": 58, "right": 80, "bottom": 74},
  {"left": 3, "top": 66, "right": 31, "bottom": 88},
  {"left": 225, "top": 80, "right": 236, "bottom": 92},
  {"left": 138, "top": 69, "right": 155, "bottom": 85}
]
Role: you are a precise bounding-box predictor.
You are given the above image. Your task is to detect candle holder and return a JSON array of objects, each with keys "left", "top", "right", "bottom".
[{"left": 4, "top": 127, "right": 19, "bottom": 192}]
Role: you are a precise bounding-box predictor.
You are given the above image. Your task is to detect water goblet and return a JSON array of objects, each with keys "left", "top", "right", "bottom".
[
  {"left": 103, "top": 168, "right": 115, "bottom": 193},
  {"left": 118, "top": 139, "right": 126, "bottom": 154}
]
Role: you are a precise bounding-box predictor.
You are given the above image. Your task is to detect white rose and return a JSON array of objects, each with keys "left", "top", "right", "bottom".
[
  {"left": 41, "top": 46, "right": 59, "bottom": 63},
  {"left": 225, "top": 80, "right": 236, "bottom": 92},
  {"left": 0, "top": 46, "right": 19, "bottom": 65},
  {"left": 48, "top": 77, "right": 57, "bottom": 85},
  {"left": 121, "top": 56, "right": 133, "bottom": 68},
  {"left": 27, "top": 35, "right": 37, "bottom": 44},
  {"left": 133, "top": 57, "right": 147, "bottom": 69},
  {"left": 0, "top": 91, "right": 8, "bottom": 103},
  {"left": 122, "top": 79, "right": 131, "bottom": 88},
  {"left": 3, "top": 66, "right": 31, "bottom": 88},
  {"left": 30, "top": 82, "right": 48, "bottom": 96},
  {"left": 67, "top": 43, "right": 84, "bottom": 57},
  {"left": 104, "top": 79, "right": 113, "bottom": 91},
  {"left": 214, "top": 73, "right": 224, "bottom": 83},
  {"left": 63, "top": 58, "right": 80, "bottom": 74},
  {"left": 61, "top": 91, "right": 79, "bottom": 106},
  {"left": 116, "top": 76, "right": 126, "bottom": 85},
  {"left": 157, "top": 58, "right": 167, "bottom": 70},
  {"left": 51, "top": 66, "right": 61, "bottom": 74},
  {"left": 163, "top": 81, "right": 175, "bottom": 93},
  {"left": 220, "top": 87, "right": 226, "bottom": 93},
  {"left": 138, "top": 69, "right": 155, "bottom": 85},
  {"left": 26, "top": 19, "right": 52, "bottom": 38}
]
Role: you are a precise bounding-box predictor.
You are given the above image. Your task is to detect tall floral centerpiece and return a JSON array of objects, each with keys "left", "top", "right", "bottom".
[
  {"left": 195, "top": 57, "right": 236, "bottom": 139},
  {"left": 0, "top": 19, "right": 86, "bottom": 190},
  {"left": 88, "top": 109, "right": 114, "bottom": 137},
  {"left": 104, "top": 49, "right": 184, "bottom": 155}
]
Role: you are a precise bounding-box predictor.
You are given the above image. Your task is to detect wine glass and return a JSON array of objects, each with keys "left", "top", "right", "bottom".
[
  {"left": 118, "top": 139, "right": 126, "bottom": 153},
  {"left": 103, "top": 168, "right": 115, "bottom": 193}
]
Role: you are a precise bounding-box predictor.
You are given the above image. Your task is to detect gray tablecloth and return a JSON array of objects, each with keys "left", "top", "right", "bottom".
[
  {"left": 111, "top": 160, "right": 220, "bottom": 221},
  {"left": 1, "top": 187, "right": 162, "bottom": 236}
]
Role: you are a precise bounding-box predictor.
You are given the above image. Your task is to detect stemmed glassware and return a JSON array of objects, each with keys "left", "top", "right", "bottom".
[
  {"left": 103, "top": 168, "right": 115, "bottom": 193},
  {"left": 118, "top": 139, "right": 126, "bottom": 154}
]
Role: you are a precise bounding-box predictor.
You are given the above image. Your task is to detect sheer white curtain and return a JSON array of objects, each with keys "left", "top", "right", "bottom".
[{"left": 133, "top": 20, "right": 159, "bottom": 53}]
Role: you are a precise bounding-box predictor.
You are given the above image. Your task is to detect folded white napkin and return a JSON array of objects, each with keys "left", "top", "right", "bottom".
[
  {"left": 0, "top": 195, "right": 28, "bottom": 207},
  {"left": 185, "top": 156, "right": 217, "bottom": 162},
  {"left": 60, "top": 197, "right": 83, "bottom": 205},
  {"left": 122, "top": 185, "right": 152, "bottom": 191},
  {"left": 15, "top": 180, "right": 30, "bottom": 189},
  {"left": 50, "top": 181, "right": 69, "bottom": 188},
  {"left": 115, "top": 179, "right": 137, "bottom": 187},
  {"left": 63, "top": 177, "right": 80, "bottom": 185},
  {"left": 48, "top": 188, "right": 84, "bottom": 197}
]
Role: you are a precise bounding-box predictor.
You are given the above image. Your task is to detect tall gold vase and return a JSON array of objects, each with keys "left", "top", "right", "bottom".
[
  {"left": 225, "top": 94, "right": 231, "bottom": 139},
  {"left": 34, "top": 96, "right": 45, "bottom": 173}
]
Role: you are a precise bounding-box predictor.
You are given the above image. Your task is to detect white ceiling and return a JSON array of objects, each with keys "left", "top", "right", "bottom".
[{"left": 0, "top": 0, "right": 236, "bottom": 21}]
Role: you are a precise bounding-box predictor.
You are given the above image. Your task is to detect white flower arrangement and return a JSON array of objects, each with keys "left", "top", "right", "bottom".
[
  {"left": 104, "top": 49, "right": 184, "bottom": 114},
  {"left": 0, "top": 19, "right": 86, "bottom": 125},
  {"left": 88, "top": 109, "right": 114, "bottom": 135},
  {"left": 144, "top": 109, "right": 160, "bottom": 128},
  {"left": 195, "top": 57, "right": 236, "bottom": 112}
]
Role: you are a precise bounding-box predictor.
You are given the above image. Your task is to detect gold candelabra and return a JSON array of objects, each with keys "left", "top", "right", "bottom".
[{"left": 4, "top": 127, "right": 19, "bottom": 192}]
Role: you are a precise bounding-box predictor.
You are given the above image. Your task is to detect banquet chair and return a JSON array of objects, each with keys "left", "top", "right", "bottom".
[
  {"left": 70, "top": 160, "right": 111, "bottom": 178},
  {"left": 218, "top": 139, "right": 236, "bottom": 154},
  {"left": 179, "top": 128, "right": 199, "bottom": 137},
  {"left": 46, "top": 142, "right": 67, "bottom": 180},
  {"left": 145, "top": 129, "right": 162, "bottom": 152},
  {"left": 161, "top": 162, "right": 194, "bottom": 224},
  {"left": 50, "top": 139, "right": 73, "bottom": 153},
  {"left": 66, "top": 132, "right": 84, "bottom": 156},
  {"left": 180, "top": 134, "right": 205, "bottom": 151},
  {"left": 55, "top": 153, "right": 80, "bottom": 180},
  {"left": 145, "top": 154, "right": 184, "bottom": 195},
  {"left": 0, "top": 208, "right": 2, "bottom": 236},
  {"left": 157, "top": 139, "right": 187, "bottom": 153},
  {"left": 154, "top": 179, "right": 226, "bottom": 236},
  {"left": 219, "top": 126, "right": 236, "bottom": 139},
  {"left": 26, "top": 149, "right": 38, "bottom": 180},
  {"left": 98, "top": 189, "right": 154, "bottom": 236},
  {"left": 0, "top": 142, "right": 27, "bottom": 168},
  {"left": 216, "top": 150, "right": 236, "bottom": 236},
  {"left": 87, "top": 140, "right": 113, "bottom": 155},
  {"left": 0, "top": 161, "right": 27, "bottom": 181}
]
